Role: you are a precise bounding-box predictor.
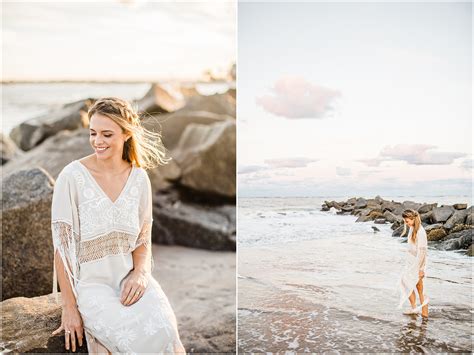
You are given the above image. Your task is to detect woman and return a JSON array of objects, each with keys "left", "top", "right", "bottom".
[
  {"left": 50, "top": 97, "right": 185, "bottom": 353},
  {"left": 398, "top": 209, "right": 429, "bottom": 318}
]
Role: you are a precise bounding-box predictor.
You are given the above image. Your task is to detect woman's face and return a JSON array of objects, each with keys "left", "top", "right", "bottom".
[
  {"left": 89, "top": 113, "right": 130, "bottom": 160},
  {"left": 403, "top": 217, "right": 415, "bottom": 227}
]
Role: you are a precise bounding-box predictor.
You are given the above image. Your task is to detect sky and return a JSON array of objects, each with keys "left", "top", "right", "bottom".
[
  {"left": 2, "top": 1, "right": 236, "bottom": 81},
  {"left": 238, "top": 2, "right": 472, "bottom": 199}
]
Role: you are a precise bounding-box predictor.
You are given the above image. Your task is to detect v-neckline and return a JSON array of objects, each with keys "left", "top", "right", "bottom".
[{"left": 75, "top": 160, "right": 135, "bottom": 205}]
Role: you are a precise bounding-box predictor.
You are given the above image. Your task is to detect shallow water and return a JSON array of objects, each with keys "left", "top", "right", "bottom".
[{"left": 238, "top": 197, "right": 473, "bottom": 353}]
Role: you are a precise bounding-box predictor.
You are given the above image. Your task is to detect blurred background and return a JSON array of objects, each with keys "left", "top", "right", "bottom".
[{"left": 1, "top": 1, "right": 236, "bottom": 353}]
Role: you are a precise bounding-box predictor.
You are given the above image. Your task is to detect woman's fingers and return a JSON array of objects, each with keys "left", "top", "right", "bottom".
[
  {"left": 51, "top": 324, "right": 63, "bottom": 336},
  {"left": 65, "top": 329, "right": 70, "bottom": 350},
  {"left": 70, "top": 330, "right": 76, "bottom": 352},
  {"left": 77, "top": 327, "right": 84, "bottom": 347},
  {"left": 124, "top": 286, "right": 138, "bottom": 305},
  {"left": 121, "top": 282, "right": 132, "bottom": 304},
  {"left": 124, "top": 287, "right": 144, "bottom": 306}
]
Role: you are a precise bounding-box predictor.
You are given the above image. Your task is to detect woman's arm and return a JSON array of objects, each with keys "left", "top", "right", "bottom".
[
  {"left": 416, "top": 228, "right": 428, "bottom": 276},
  {"left": 132, "top": 221, "right": 153, "bottom": 274},
  {"left": 54, "top": 247, "right": 78, "bottom": 307}
]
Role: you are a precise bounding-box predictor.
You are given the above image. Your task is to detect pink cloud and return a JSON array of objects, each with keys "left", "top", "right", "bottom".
[{"left": 256, "top": 76, "right": 341, "bottom": 119}]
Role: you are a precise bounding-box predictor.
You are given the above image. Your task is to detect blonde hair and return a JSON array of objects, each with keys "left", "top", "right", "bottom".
[
  {"left": 87, "top": 97, "right": 171, "bottom": 170},
  {"left": 402, "top": 209, "right": 422, "bottom": 243}
]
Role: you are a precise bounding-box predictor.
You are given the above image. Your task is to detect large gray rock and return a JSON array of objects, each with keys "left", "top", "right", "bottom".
[
  {"left": 383, "top": 210, "right": 402, "bottom": 223},
  {"left": 1, "top": 133, "right": 22, "bottom": 165},
  {"left": 427, "top": 228, "right": 447, "bottom": 241},
  {"left": 444, "top": 209, "right": 468, "bottom": 230},
  {"left": 0, "top": 293, "right": 88, "bottom": 353},
  {"left": 431, "top": 206, "right": 455, "bottom": 223},
  {"left": 467, "top": 244, "right": 473, "bottom": 257},
  {"left": 465, "top": 206, "right": 473, "bottom": 225},
  {"left": 1, "top": 168, "right": 55, "bottom": 300},
  {"left": 144, "top": 110, "right": 233, "bottom": 151},
  {"left": 182, "top": 92, "right": 236, "bottom": 118},
  {"left": 2, "top": 128, "right": 93, "bottom": 180},
  {"left": 152, "top": 190, "right": 235, "bottom": 251},
  {"left": 324, "top": 200, "right": 341, "bottom": 210},
  {"left": 418, "top": 203, "right": 437, "bottom": 214},
  {"left": 9, "top": 99, "right": 91, "bottom": 151},
  {"left": 173, "top": 121, "right": 235, "bottom": 198},
  {"left": 425, "top": 223, "right": 444, "bottom": 232},
  {"left": 134, "top": 83, "right": 185, "bottom": 115},
  {"left": 374, "top": 195, "right": 384, "bottom": 204},
  {"left": 402, "top": 201, "right": 422, "bottom": 211},
  {"left": 453, "top": 203, "right": 467, "bottom": 210},
  {"left": 441, "top": 229, "right": 472, "bottom": 250},
  {"left": 341, "top": 205, "right": 354, "bottom": 212},
  {"left": 420, "top": 211, "right": 433, "bottom": 224},
  {"left": 354, "top": 197, "right": 367, "bottom": 209}
]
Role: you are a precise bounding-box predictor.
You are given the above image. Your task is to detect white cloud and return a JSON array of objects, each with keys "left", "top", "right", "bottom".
[{"left": 358, "top": 144, "right": 466, "bottom": 166}]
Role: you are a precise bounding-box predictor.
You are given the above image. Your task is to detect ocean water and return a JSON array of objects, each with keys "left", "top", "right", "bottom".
[
  {"left": 1, "top": 82, "right": 231, "bottom": 135},
  {"left": 238, "top": 196, "right": 473, "bottom": 353}
]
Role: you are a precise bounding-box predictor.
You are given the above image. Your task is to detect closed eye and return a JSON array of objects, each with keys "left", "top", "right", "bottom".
[{"left": 90, "top": 133, "right": 112, "bottom": 137}]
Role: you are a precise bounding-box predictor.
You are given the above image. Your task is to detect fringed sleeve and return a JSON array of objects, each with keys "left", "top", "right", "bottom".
[
  {"left": 134, "top": 170, "right": 154, "bottom": 274},
  {"left": 51, "top": 171, "right": 81, "bottom": 304}
]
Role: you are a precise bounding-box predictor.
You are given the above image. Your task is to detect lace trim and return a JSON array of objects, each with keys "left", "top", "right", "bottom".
[
  {"left": 51, "top": 220, "right": 81, "bottom": 302},
  {"left": 79, "top": 231, "right": 136, "bottom": 264}
]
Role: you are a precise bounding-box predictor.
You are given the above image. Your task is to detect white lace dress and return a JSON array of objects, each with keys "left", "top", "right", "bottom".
[
  {"left": 398, "top": 225, "right": 428, "bottom": 308},
  {"left": 50, "top": 160, "right": 185, "bottom": 354}
]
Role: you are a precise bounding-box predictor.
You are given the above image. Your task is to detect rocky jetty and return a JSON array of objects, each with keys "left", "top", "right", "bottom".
[{"left": 321, "top": 196, "right": 473, "bottom": 256}]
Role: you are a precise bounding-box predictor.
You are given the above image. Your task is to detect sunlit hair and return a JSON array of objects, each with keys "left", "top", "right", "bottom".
[
  {"left": 402, "top": 209, "right": 421, "bottom": 243},
  {"left": 87, "top": 97, "right": 171, "bottom": 170}
]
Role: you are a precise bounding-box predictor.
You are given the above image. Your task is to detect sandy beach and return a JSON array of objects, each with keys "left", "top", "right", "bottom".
[
  {"left": 238, "top": 197, "right": 472, "bottom": 353},
  {"left": 154, "top": 245, "right": 236, "bottom": 353}
]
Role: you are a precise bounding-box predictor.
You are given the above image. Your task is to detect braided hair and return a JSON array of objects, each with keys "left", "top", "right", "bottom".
[
  {"left": 87, "top": 97, "right": 171, "bottom": 170},
  {"left": 401, "top": 209, "right": 422, "bottom": 243}
]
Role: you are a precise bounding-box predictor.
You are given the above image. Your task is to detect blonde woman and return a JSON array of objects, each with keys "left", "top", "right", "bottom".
[
  {"left": 398, "top": 209, "right": 429, "bottom": 318},
  {"left": 50, "top": 97, "right": 185, "bottom": 353}
]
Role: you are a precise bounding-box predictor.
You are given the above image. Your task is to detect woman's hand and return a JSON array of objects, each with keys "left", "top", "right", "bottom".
[
  {"left": 120, "top": 269, "right": 149, "bottom": 306},
  {"left": 419, "top": 270, "right": 425, "bottom": 278},
  {"left": 51, "top": 305, "right": 84, "bottom": 352}
]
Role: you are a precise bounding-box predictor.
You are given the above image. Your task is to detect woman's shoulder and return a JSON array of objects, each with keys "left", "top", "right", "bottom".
[
  {"left": 417, "top": 225, "right": 428, "bottom": 244},
  {"left": 134, "top": 165, "right": 151, "bottom": 179},
  {"left": 56, "top": 161, "right": 78, "bottom": 179}
]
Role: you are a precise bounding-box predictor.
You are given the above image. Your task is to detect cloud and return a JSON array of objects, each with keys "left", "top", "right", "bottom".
[
  {"left": 264, "top": 157, "right": 319, "bottom": 168},
  {"left": 238, "top": 157, "right": 318, "bottom": 177},
  {"left": 255, "top": 76, "right": 341, "bottom": 119},
  {"left": 358, "top": 144, "right": 467, "bottom": 167},
  {"left": 460, "top": 158, "right": 473, "bottom": 170},
  {"left": 238, "top": 165, "right": 269, "bottom": 174},
  {"left": 336, "top": 167, "right": 351, "bottom": 176}
]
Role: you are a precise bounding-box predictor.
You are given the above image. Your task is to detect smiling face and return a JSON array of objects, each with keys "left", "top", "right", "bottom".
[
  {"left": 89, "top": 113, "right": 131, "bottom": 160},
  {"left": 403, "top": 217, "right": 415, "bottom": 227}
]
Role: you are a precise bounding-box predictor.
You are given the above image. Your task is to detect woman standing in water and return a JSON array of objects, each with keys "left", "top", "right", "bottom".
[{"left": 398, "top": 209, "right": 429, "bottom": 317}]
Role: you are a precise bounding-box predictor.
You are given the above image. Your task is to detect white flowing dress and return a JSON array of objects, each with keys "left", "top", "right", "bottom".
[
  {"left": 50, "top": 159, "right": 185, "bottom": 354},
  {"left": 398, "top": 225, "right": 428, "bottom": 308}
]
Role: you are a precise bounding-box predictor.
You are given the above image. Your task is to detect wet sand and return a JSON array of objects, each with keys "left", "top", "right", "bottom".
[{"left": 238, "top": 235, "right": 472, "bottom": 353}]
